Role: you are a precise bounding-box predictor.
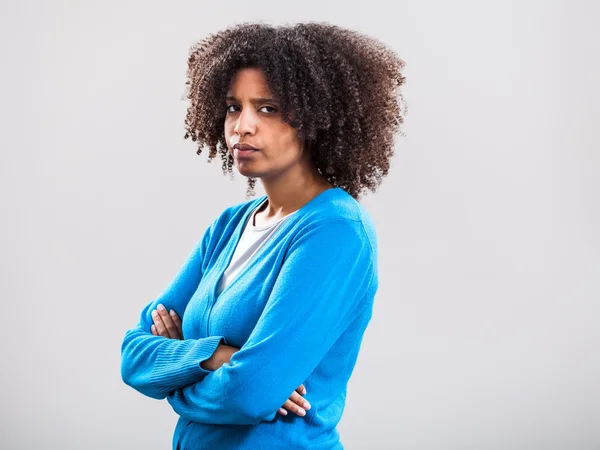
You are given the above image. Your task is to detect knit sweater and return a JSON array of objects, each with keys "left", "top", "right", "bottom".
[{"left": 120, "top": 187, "right": 379, "bottom": 450}]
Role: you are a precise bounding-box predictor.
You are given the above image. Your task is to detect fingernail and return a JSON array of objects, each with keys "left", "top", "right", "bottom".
[
  {"left": 169, "top": 309, "right": 175, "bottom": 315},
  {"left": 152, "top": 310, "right": 158, "bottom": 316},
  {"left": 279, "top": 408, "right": 287, "bottom": 415},
  {"left": 297, "top": 408, "right": 305, "bottom": 416},
  {"left": 157, "top": 304, "right": 166, "bottom": 311},
  {"left": 302, "top": 387, "right": 307, "bottom": 395},
  {"left": 303, "top": 402, "right": 310, "bottom": 410}
]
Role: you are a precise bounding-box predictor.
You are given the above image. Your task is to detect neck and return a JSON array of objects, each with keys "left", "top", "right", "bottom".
[{"left": 258, "top": 157, "right": 333, "bottom": 218}]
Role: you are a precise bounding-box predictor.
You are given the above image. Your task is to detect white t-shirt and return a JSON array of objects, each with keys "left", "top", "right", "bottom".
[{"left": 215, "top": 198, "right": 299, "bottom": 296}]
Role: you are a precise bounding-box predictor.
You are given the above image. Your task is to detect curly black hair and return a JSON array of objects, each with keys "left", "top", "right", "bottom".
[{"left": 182, "top": 22, "right": 407, "bottom": 200}]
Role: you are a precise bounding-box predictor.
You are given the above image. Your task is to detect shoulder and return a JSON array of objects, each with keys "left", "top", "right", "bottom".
[
  {"left": 295, "top": 187, "right": 378, "bottom": 257},
  {"left": 208, "top": 195, "right": 266, "bottom": 231}
]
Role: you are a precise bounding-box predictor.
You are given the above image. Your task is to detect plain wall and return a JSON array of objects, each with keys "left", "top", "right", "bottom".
[{"left": 1, "top": 0, "right": 598, "bottom": 448}]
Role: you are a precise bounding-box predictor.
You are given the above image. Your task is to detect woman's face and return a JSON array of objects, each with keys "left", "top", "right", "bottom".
[{"left": 224, "top": 67, "right": 305, "bottom": 180}]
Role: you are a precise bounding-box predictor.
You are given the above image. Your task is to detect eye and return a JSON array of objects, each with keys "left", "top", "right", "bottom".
[
  {"left": 259, "top": 105, "right": 277, "bottom": 114},
  {"left": 226, "top": 104, "right": 240, "bottom": 113}
]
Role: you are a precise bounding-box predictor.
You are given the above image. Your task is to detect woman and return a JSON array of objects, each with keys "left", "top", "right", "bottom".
[{"left": 121, "top": 22, "right": 406, "bottom": 450}]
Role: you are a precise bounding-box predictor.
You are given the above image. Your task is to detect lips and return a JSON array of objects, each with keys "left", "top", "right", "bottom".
[
  {"left": 234, "top": 143, "right": 258, "bottom": 151},
  {"left": 233, "top": 143, "right": 259, "bottom": 159}
]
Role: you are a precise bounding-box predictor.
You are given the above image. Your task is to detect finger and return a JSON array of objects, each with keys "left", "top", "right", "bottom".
[
  {"left": 151, "top": 310, "right": 169, "bottom": 337},
  {"left": 296, "top": 384, "right": 306, "bottom": 395},
  {"left": 169, "top": 309, "right": 183, "bottom": 338},
  {"left": 157, "top": 304, "right": 181, "bottom": 339},
  {"left": 151, "top": 325, "right": 157, "bottom": 336},
  {"left": 288, "top": 390, "right": 311, "bottom": 412},
  {"left": 277, "top": 407, "right": 287, "bottom": 416},
  {"left": 281, "top": 399, "right": 306, "bottom": 417},
  {"left": 158, "top": 305, "right": 182, "bottom": 339}
]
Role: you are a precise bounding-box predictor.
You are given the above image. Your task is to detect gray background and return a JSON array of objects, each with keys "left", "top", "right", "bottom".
[{"left": 1, "top": 0, "right": 599, "bottom": 449}]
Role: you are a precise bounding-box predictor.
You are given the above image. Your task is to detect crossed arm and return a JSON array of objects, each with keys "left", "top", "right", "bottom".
[
  {"left": 121, "top": 219, "right": 373, "bottom": 425},
  {"left": 120, "top": 226, "right": 310, "bottom": 416},
  {"left": 149, "top": 303, "right": 309, "bottom": 417}
]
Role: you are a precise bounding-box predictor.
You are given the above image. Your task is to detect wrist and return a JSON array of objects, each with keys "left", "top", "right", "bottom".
[{"left": 200, "top": 343, "right": 230, "bottom": 371}]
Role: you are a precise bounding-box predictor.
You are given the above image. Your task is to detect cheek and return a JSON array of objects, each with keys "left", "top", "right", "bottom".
[
  {"left": 278, "top": 130, "right": 302, "bottom": 156},
  {"left": 224, "top": 121, "right": 235, "bottom": 147},
  {"left": 224, "top": 118, "right": 233, "bottom": 134}
]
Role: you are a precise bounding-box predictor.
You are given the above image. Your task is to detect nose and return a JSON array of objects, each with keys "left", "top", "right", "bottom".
[{"left": 234, "top": 108, "right": 257, "bottom": 136}]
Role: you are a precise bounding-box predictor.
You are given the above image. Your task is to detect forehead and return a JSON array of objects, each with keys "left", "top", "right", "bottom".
[{"left": 227, "top": 67, "right": 273, "bottom": 96}]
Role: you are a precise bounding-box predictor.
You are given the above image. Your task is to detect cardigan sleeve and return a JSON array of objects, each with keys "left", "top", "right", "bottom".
[
  {"left": 166, "top": 218, "right": 375, "bottom": 425},
  {"left": 120, "top": 221, "right": 226, "bottom": 400}
]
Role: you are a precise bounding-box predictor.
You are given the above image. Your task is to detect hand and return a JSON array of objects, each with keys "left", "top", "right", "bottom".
[
  {"left": 278, "top": 384, "right": 311, "bottom": 417},
  {"left": 150, "top": 304, "right": 183, "bottom": 340}
]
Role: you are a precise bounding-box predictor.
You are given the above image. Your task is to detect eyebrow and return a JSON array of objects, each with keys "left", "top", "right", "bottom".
[{"left": 225, "top": 96, "right": 279, "bottom": 104}]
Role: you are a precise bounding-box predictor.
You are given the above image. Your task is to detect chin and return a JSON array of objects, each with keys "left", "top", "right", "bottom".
[{"left": 236, "top": 163, "right": 262, "bottom": 179}]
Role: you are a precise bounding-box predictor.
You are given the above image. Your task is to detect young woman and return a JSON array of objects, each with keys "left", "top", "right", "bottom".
[{"left": 121, "top": 22, "right": 406, "bottom": 450}]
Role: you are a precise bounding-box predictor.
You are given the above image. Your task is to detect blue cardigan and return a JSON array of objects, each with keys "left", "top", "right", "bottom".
[{"left": 121, "top": 187, "right": 379, "bottom": 450}]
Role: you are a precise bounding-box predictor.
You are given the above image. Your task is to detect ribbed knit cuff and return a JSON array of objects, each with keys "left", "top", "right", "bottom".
[{"left": 150, "top": 336, "right": 225, "bottom": 392}]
